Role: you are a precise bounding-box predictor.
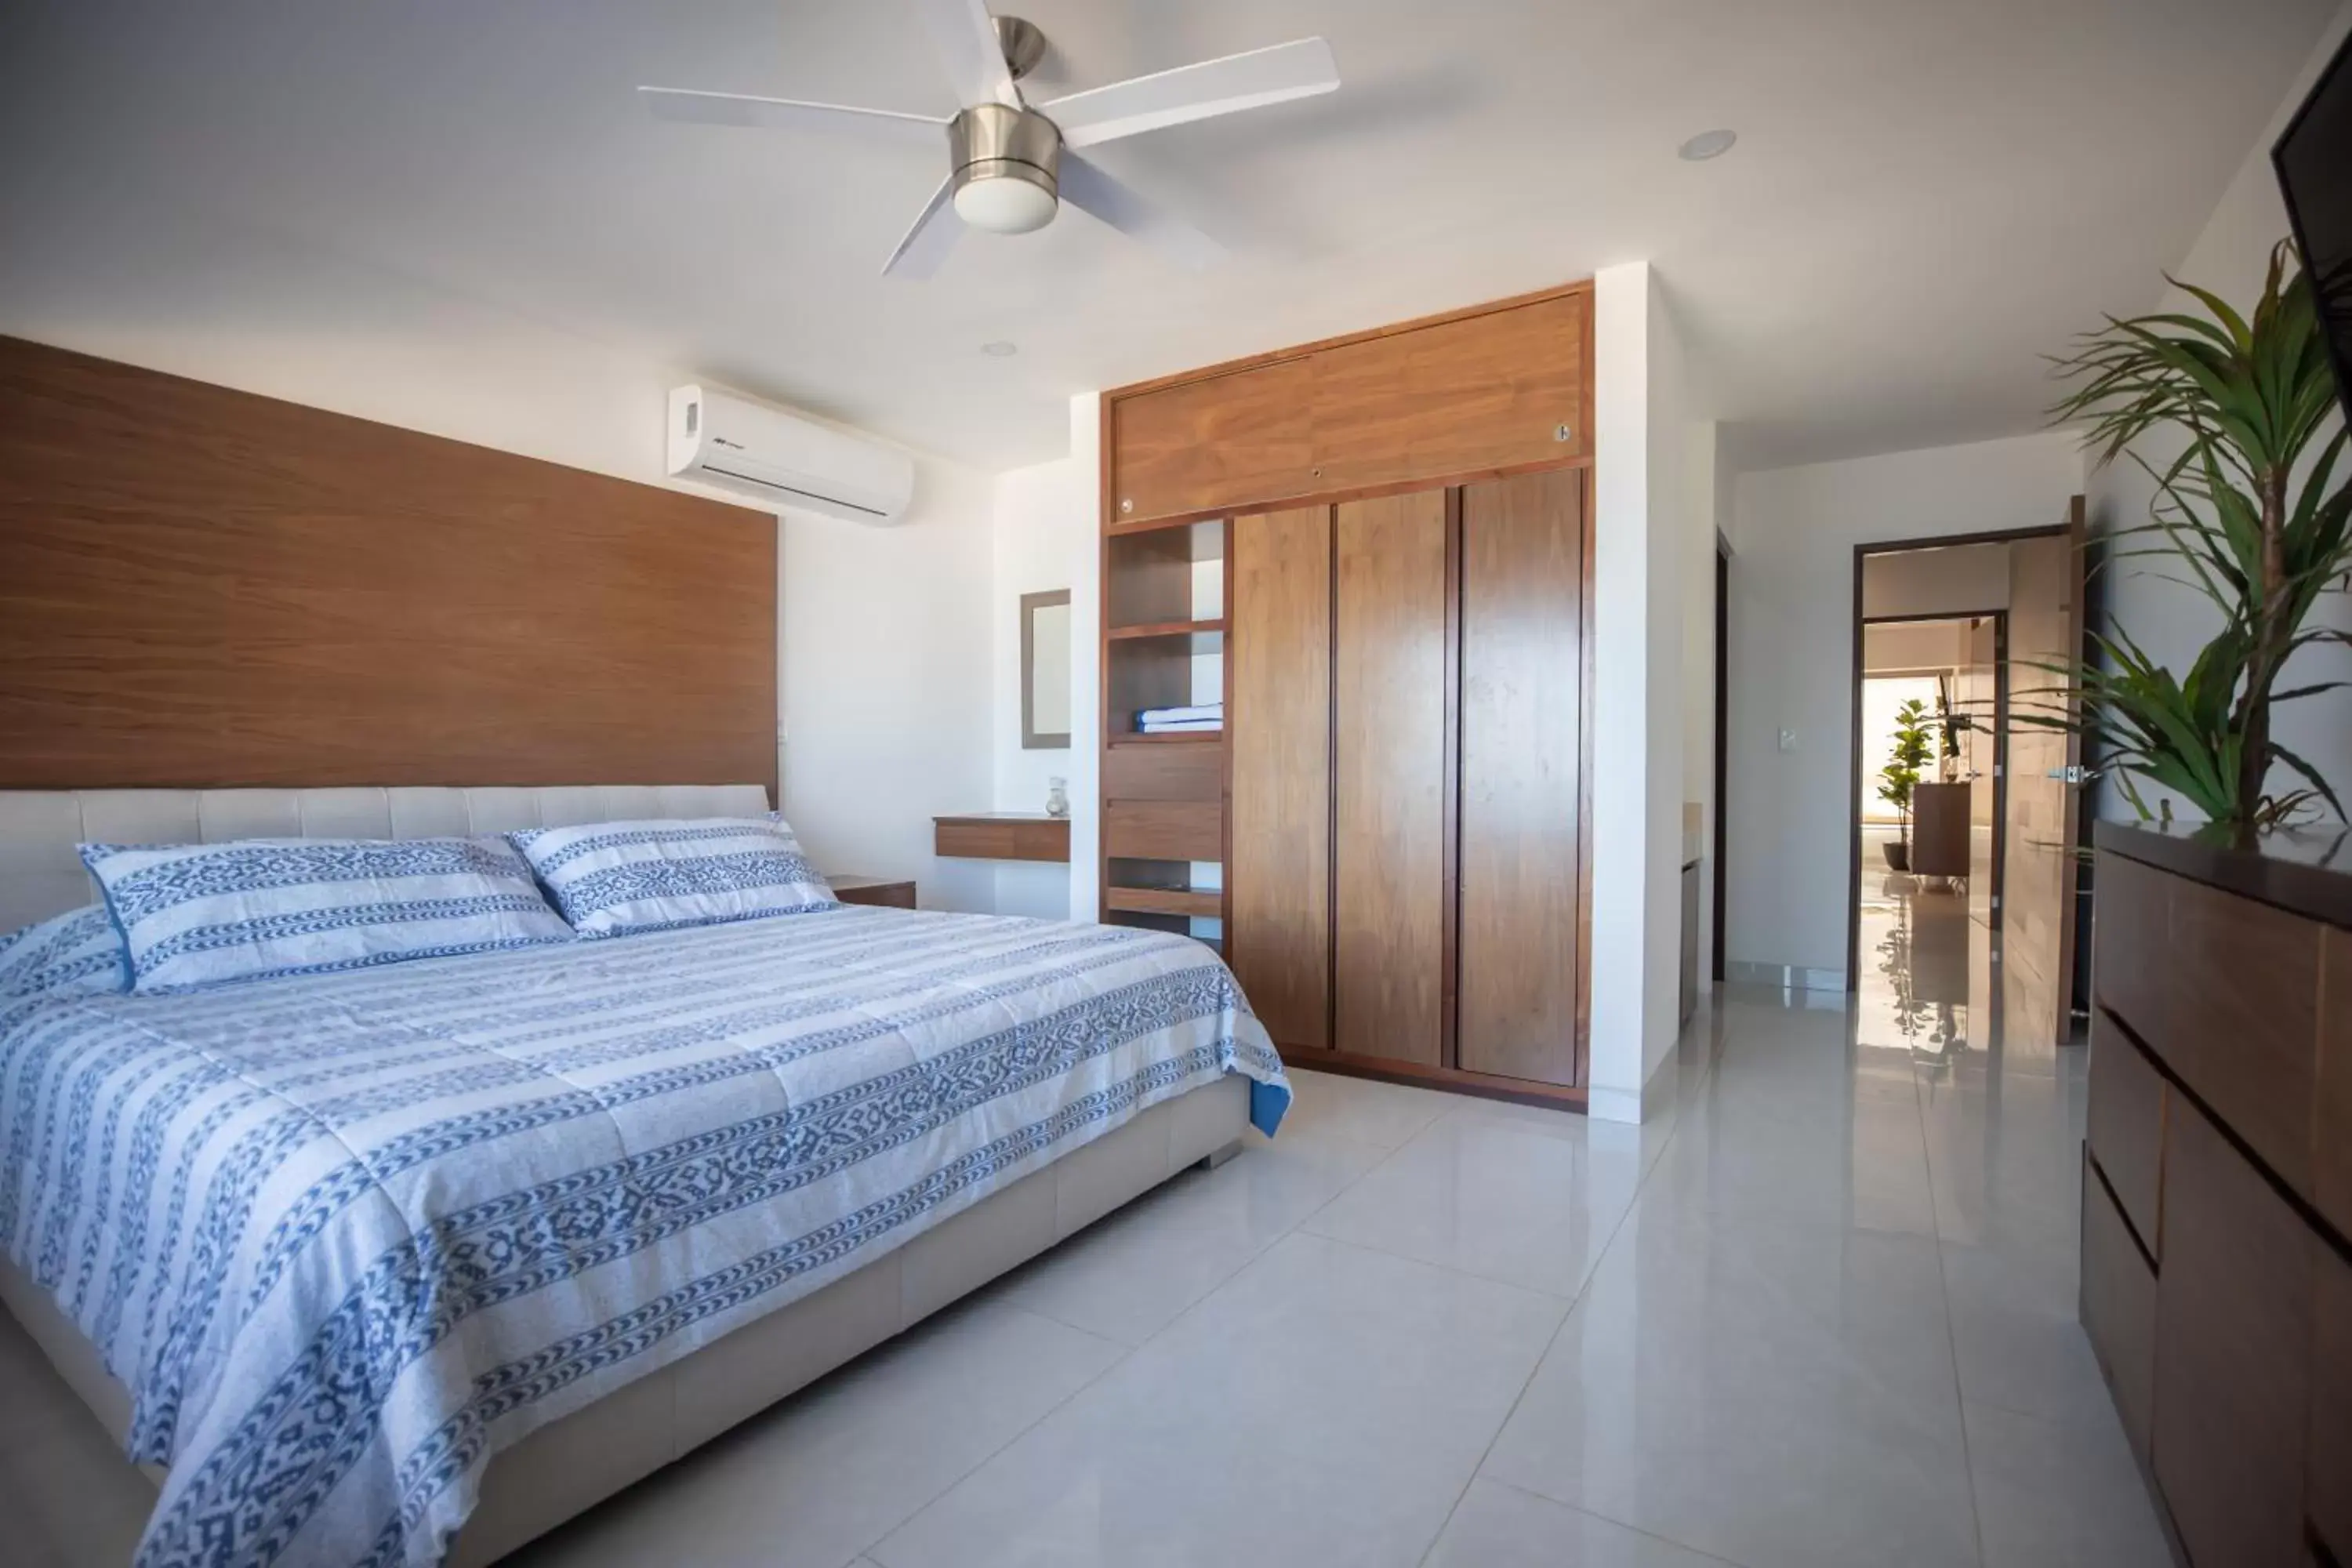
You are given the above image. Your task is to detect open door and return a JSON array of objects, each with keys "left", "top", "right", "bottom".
[
  {"left": 1962, "top": 615, "right": 1999, "bottom": 931},
  {"left": 2000, "top": 498, "right": 2086, "bottom": 1044}
]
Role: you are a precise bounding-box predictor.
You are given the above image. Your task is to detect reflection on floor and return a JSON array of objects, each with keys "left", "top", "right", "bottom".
[
  {"left": 2, "top": 975, "right": 2146, "bottom": 1568},
  {"left": 1860, "top": 862, "right": 1979, "bottom": 1060}
]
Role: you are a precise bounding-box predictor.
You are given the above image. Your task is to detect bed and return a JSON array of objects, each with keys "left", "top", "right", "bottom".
[{"left": 0, "top": 784, "right": 1288, "bottom": 1568}]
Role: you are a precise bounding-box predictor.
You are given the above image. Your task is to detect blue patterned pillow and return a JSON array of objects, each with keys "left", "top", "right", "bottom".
[
  {"left": 78, "top": 837, "right": 575, "bottom": 994},
  {"left": 506, "top": 816, "right": 837, "bottom": 937},
  {"left": 0, "top": 904, "right": 130, "bottom": 1004}
]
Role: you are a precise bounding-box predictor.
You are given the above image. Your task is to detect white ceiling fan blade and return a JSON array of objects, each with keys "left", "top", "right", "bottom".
[
  {"left": 1040, "top": 37, "right": 1338, "bottom": 150},
  {"left": 882, "top": 176, "right": 964, "bottom": 279},
  {"left": 1057, "top": 153, "right": 1225, "bottom": 270},
  {"left": 639, "top": 86, "right": 948, "bottom": 147},
  {"left": 913, "top": 0, "right": 1019, "bottom": 107}
]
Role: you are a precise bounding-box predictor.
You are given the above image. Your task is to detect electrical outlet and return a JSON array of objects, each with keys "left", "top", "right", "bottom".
[{"left": 1777, "top": 728, "right": 1796, "bottom": 753}]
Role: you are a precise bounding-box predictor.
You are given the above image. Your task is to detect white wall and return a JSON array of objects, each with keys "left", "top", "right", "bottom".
[
  {"left": 1588, "top": 261, "right": 1690, "bottom": 1122},
  {"left": 1864, "top": 619, "right": 1976, "bottom": 673},
  {"left": 989, "top": 395, "right": 1103, "bottom": 920},
  {"left": 780, "top": 469, "right": 996, "bottom": 913},
  {"left": 2085, "top": 3, "right": 2352, "bottom": 822},
  {"left": 1862, "top": 543, "right": 2013, "bottom": 619},
  {"left": 1726, "top": 432, "right": 2084, "bottom": 981},
  {"left": 0, "top": 197, "right": 1004, "bottom": 908}
]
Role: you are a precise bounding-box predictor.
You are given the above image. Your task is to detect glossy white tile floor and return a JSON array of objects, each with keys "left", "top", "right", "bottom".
[{"left": 1, "top": 891, "right": 2171, "bottom": 1568}]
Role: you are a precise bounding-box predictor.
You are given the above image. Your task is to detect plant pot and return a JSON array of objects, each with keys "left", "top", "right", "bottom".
[{"left": 1882, "top": 841, "right": 1910, "bottom": 872}]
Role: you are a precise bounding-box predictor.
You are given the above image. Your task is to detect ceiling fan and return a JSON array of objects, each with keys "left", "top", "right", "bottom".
[{"left": 639, "top": 0, "right": 1339, "bottom": 279}]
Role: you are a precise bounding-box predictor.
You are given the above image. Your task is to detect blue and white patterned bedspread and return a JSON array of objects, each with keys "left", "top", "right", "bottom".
[{"left": 0, "top": 906, "right": 1289, "bottom": 1568}]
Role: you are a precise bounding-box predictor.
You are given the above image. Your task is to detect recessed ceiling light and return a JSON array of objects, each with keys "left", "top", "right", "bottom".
[
  {"left": 1679, "top": 129, "right": 1737, "bottom": 162},
  {"left": 980, "top": 340, "right": 1019, "bottom": 358}
]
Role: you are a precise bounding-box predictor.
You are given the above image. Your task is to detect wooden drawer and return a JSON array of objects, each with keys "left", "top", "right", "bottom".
[
  {"left": 2152, "top": 1097, "right": 2315, "bottom": 1568},
  {"left": 1105, "top": 800, "right": 1223, "bottom": 862},
  {"left": 2092, "top": 848, "right": 2170, "bottom": 1036},
  {"left": 2157, "top": 870, "right": 2325, "bottom": 1199},
  {"left": 1311, "top": 293, "right": 1590, "bottom": 492},
  {"left": 2080, "top": 1147, "right": 2157, "bottom": 1466},
  {"left": 2313, "top": 1243, "right": 2352, "bottom": 1568},
  {"left": 1104, "top": 739, "right": 1224, "bottom": 804},
  {"left": 2086, "top": 1008, "right": 2167, "bottom": 1257},
  {"left": 2319, "top": 925, "right": 2352, "bottom": 1240},
  {"left": 1110, "top": 358, "right": 1314, "bottom": 524},
  {"left": 932, "top": 815, "right": 1069, "bottom": 863}
]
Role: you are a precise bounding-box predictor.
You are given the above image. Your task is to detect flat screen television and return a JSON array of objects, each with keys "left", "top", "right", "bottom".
[{"left": 2275, "top": 27, "right": 2352, "bottom": 422}]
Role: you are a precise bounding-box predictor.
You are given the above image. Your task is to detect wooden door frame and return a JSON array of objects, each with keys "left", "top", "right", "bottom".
[
  {"left": 1846, "top": 524, "right": 2067, "bottom": 991},
  {"left": 1711, "top": 536, "right": 1730, "bottom": 985}
]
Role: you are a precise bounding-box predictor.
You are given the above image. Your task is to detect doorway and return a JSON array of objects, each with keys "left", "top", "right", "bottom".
[{"left": 1846, "top": 513, "right": 2085, "bottom": 1052}]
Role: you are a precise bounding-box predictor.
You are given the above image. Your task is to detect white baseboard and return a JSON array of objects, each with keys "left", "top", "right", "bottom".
[{"left": 1726, "top": 960, "right": 1847, "bottom": 993}]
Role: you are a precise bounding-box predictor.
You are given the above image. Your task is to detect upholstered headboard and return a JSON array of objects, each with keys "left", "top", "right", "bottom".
[{"left": 0, "top": 783, "right": 771, "bottom": 934}]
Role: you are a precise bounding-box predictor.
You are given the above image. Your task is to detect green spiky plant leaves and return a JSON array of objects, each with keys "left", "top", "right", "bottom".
[
  {"left": 1877, "top": 698, "right": 1935, "bottom": 856},
  {"left": 2040, "top": 239, "right": 2352, "bottom": 829}
]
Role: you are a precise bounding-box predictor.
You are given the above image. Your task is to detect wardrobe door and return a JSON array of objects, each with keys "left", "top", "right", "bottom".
[
  {"left": 1229, "top": 506, "right": 1333, "bottom": 1051},
  {"left": 1333, "top": 489, "right": 1450, "bottom": 1066},
  {"left": 1457, "top": 470, "right": 1586, "bottom": 1085}
]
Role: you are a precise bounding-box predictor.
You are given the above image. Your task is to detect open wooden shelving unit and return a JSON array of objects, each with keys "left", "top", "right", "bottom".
[{"left": 1099, "top": 515, "right": 1228, "bottom": 949}]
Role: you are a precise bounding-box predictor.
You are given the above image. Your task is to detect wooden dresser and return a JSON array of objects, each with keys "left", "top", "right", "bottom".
[{"left": 2079, "top": 821, "right": 2350, "bottom": 1567}]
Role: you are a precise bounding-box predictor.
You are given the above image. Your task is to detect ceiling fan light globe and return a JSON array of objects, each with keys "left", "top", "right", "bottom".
[{"left": 953, "top": 171, "right": 1059, "bottom": 234}]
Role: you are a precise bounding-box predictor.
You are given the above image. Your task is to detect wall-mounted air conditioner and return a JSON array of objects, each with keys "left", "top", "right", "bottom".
[{"left": 666, "top": 385, "right": 914, "bottom": 525}]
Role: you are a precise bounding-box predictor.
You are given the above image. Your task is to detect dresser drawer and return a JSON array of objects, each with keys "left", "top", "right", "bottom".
[
  {"left": 1105, "top": 800, "right": 1223, "bottom": 862},
  {"left": 1104, "top": 740, "right": 1225, "bottom": 804},
  {"left": 2086, "top": 1008, "right": 2166, "bottom": 1258},
  {"left": 2312, "top": 1244, "right": 2352, "bottom": 1568},
  {"left": 2092, "top": 849, "right": 2170, "bottom": 1033},
  {"left": 2080, "top": 1147, "right": 2157, "bottom": 1467},
  {"left": 2152, "top": 1097, "right": 2315, "bottom": 1568},
  {"left": 2096, "top": 850, "right": 2325, "bottom": 1201},
  {"left": 2318, "top": 926, "right": 2352, "bottom": 1240}
]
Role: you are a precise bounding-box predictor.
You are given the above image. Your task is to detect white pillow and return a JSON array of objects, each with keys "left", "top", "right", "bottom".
[
  {"left": 506, "top": 816, "right": 837, "bottom": 938},
  {"left": 79, "top": 837, "right": 575, "bottom": 993}
]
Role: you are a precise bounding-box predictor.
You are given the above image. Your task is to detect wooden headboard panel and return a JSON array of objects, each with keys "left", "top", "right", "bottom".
[{"left": 0, "top": 336, "right": 776, "bottom": 793}]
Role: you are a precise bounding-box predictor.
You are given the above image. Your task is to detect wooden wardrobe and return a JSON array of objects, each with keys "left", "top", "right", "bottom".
[{"left": 1099, "top": 284, "right": 1595, "bottom": 1108}]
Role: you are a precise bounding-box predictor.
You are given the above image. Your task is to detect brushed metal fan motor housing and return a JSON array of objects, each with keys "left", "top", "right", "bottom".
[
  {"left": 638, "top": 4, "right": 1339, "bottom": 274},
  {"left": 948, "top": 103, "right": 1062, "bottom": 232}
]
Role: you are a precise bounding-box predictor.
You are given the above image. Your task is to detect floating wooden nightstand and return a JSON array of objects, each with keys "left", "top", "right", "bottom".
[
  {"left": 826, "top": 875, "right": 916, "bottom": 909},
  {"left": 932, "top": 812, "right": 1070, "bottom": 863}
]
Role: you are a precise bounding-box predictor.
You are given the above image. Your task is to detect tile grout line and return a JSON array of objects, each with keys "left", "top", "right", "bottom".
[
  {"left": 1914, "top": 1049, "right": 1991, "bottom": 1568},
  {"left": 1473, "top": 1475, "right": 1760, "bottom": 1568},
  {"left": 851, "top": 1301, "right": 1138, "bottom": 1568},
  {"left": 1410, "top": 1025, "right": 1730, "bottom": 1568},
  {"left": 852, "top": 1094, "right": 1435, "bottom": 1566}
]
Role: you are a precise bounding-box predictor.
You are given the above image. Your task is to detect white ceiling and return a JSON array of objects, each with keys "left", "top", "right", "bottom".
[{"left": 0, "top": 0, "right": 2336, "bottom": 473}]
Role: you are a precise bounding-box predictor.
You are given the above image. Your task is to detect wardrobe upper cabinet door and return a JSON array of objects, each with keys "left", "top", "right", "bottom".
[
  {"left": 1109, "top": 358, "right": 1315, "bottom": 524},
  {"left": 1457, "top": 470, "right": 1586, "bottom": 1086},
  {"left": 1333, "top": 489, "right": 1450, "bottom": 1069},
  {"left": 1229, "top": 506, "right": 1333, "bottom": 1052},
  {"left": 1312, "top": 293, "right": 1589, "bottom": 494}
]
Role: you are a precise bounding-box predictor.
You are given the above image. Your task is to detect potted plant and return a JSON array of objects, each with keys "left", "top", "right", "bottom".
[
  {"left": 2040, "top": 241, "right": 2351, "bottom": 830},
  {"left": 1878, "top": 697, "right": 1934, "bottom": 870}
]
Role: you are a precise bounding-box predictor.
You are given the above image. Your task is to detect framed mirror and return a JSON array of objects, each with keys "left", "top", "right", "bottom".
[{"left": 1021, "top": 590, "right": 1072, "bottom": 749}]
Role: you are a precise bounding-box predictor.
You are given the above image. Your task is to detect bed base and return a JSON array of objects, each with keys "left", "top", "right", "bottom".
[{"left": 0, "top": 1075, "right": 1250, "bottom": 1566}]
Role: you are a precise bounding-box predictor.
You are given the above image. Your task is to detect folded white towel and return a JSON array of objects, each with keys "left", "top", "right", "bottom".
[
  {"left": 1139, "top": 718, "right": 1223, "bottom": 733},
  {"left": 1137, "top": 703, "right": 1223, "bottom": 724}
]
